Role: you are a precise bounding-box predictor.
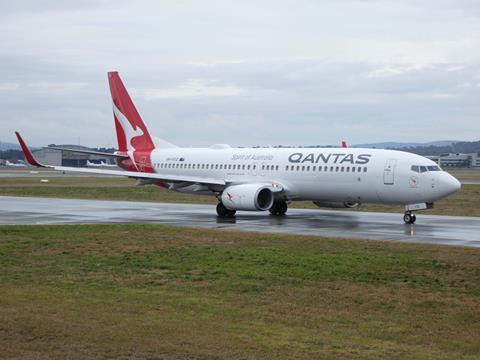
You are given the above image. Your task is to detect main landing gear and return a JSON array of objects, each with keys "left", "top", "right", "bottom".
[
  {"left": 403, "top": 212, "right": 417, "bottom": 224},
  {"left": 216, "top": 202, "right": 236, "bottom": 217},
  {"left": 269, "top": 200, "right": 288, "bottom": 216}
]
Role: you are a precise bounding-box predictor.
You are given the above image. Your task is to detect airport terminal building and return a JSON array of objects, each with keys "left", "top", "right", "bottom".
[{"left": 427, "top": 153, "right": 480, "bottom": 168}]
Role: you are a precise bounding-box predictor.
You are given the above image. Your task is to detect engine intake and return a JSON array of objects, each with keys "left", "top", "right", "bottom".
[
  {"left": 221, "top": 184, "right": 274, "bottom": 211},
  {"left": 313, "top": 201, "right": 360, "bottom": 209}
]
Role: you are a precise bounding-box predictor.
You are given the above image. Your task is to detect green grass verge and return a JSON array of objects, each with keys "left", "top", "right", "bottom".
[
  {"left": 1, "top": 176, "right": 479, "bottom": 217},
  {"left": 0, "top": 224, "right": 479, "bottom": 359}
]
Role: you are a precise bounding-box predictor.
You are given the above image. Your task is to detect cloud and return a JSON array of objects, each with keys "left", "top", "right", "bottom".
[
  {"left": 132, "top": 80, "right": 245, "bottom": 100},
  {"left": 0, "top": 0, "right": 478, "bottom": 147}
]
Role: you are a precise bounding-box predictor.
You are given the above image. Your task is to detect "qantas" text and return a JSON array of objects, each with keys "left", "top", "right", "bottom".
[{"left": 288, "top": 152, "right": 372, "bottom": 165}]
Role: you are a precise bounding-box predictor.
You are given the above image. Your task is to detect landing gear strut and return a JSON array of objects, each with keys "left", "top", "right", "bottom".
[
  {"left": 403, "top": 212, "right": 417, "bottom": 224},
  {"left": 216, "top": 202, "right": 236, "bottom": 217},
  {"left": 269, "top": 200, "right": 288, "bottom": 216}
]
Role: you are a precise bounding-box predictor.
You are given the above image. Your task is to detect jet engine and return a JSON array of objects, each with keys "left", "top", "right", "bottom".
[
  {"left": 221, "top": 184, "right": 274, "bottom": 211},
  {"left": 313, "top": 201, "right": 360, "bottom": 209}
]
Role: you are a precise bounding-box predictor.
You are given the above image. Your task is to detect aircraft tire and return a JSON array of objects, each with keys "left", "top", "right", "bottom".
[{"left": 216, "top": 202, "right": 236, "bottom": 217}]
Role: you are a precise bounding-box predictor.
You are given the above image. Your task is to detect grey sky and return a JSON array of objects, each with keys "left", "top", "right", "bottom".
[{"left": 0, "top": 0, "right": 479, "bottom": 147}]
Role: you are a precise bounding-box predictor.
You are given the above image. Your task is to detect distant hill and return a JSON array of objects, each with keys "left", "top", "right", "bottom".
[
  {"left": 0, "top": 142, "right": 20, "bottom": 151},
  {"left": 351, "top": 140, "right": 480, "bottom": 156},
  {"left": 395, "top": 141, "right": 480, "bottom": 156},
  {"left": 353, "top": 141, "right": 458, "bottom": 149}
]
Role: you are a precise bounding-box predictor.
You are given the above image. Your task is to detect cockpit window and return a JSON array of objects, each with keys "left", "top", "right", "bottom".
[{"left": 411, "top": 165, "right": 441, "bottom": 173}]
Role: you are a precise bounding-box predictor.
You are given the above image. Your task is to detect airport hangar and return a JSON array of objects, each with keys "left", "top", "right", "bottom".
[{"left": 32, "top": 145, "right": 116, "bottom": 167}]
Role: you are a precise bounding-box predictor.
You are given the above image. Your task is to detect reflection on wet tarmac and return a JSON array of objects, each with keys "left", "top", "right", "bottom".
[{"left": 1, "top": 196, "right": 480, "bottom": 248}]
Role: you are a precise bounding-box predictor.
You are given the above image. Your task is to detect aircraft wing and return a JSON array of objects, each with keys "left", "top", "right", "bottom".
[
  {"left": 52, "top": 166, "right": 226, "bottom": 185},
  {"left": 15, "top": 132, "right": 225, "bottom": 186},
  {"left": 46, "top": 146, "right": 128, "bottom": 158}
]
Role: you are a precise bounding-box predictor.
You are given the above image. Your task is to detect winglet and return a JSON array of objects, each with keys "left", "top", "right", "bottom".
[{"left": 15, "top": 132, "right": 47, "bottom": 167}]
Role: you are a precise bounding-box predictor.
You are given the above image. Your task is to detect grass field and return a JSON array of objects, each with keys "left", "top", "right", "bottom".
[
  {"left": 1, "top": 175, "right": 479, "bottom": 217},
  {"left": 0, "top": 224, "right": 479, "bottom": 359}
]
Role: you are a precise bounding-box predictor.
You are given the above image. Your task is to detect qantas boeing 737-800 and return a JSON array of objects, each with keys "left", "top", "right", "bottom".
[{"left": 15, "top": 72, "right": 461, "bottom": 223}]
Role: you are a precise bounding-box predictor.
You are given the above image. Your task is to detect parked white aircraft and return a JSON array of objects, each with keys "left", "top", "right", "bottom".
[
  {"left": 6, "top": 160, "right": 26, "bottom": 167},
  {"left": 87, "top": 160, "right": 117, "bottom": 168},
  {"left": 16, "top": 72, "right": 461, "bottom": 223}
]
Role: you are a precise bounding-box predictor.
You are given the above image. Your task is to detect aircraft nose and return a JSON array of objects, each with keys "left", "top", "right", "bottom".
[{"left": 439, "top": 173, "right": 461, "bottom": 196}]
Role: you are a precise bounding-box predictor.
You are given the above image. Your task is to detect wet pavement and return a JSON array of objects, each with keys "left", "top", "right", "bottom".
[{"left": 1, "top": 196, "right": 479, "bottom": 248}]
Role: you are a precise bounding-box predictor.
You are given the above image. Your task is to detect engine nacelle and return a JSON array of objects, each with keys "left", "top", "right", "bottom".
[
  {"left": 313, "top": 201, "right": 360, "bottom": 209},
  {"left": 221, "top": 184, "right": 274, "bottom": 211}
]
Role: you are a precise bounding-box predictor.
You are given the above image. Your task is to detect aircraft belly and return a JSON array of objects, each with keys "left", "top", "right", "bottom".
[{"left": 290, "top": 176, "right": 379, "bottom": 203}]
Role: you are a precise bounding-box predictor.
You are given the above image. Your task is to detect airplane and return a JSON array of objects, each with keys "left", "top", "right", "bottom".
[
  {"left": 87, "top": 160, "right": 117, "bottom": 168},
  {"left": 5, "top": 160, "right": 26, "bottom": 167},
  {"left": 15, "top": 71, "right": 461, "bottom": 224}
]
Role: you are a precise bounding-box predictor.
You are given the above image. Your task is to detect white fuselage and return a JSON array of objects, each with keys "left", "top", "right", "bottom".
[{"left": 147, "top": 146, "right": 460, "bottom": 206}]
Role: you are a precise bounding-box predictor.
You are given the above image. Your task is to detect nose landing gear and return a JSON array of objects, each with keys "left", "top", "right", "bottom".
[{"left": 403, "top": 212, "right": 417, "bottom": 224}]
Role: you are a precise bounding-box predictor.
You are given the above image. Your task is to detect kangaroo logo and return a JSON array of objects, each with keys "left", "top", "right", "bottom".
[{"left": 113, "top": 102, "right": 144, "bottom": 151}]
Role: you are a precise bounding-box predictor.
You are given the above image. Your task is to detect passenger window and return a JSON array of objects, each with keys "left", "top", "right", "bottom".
[
  {"left": 330, "top": 166, "right": 334, "bottom": 172},
  {"left": 346, "top": 167, "right": 350, "bottom": 172},
  {"left": 297, "top": 166, "right": 300, "bottom": 171},
  {"left": 336, "top": 166, "right": 339, "bottom": 172},
  {"left": 276, "top": 165, "right": 279, "bottom": 170},
  {"left": 243, "top": 165, "right": 246, "bottom": 170},
  {"left": 247, "top": 165, "right": 250, "bottom": 170},
  {"left": 341, "top": 167, "right": 344, "bottom": 172},
  {"left": 363, "top": 167, "right": 367, "bottom": 173},
  {"left": 307, "top": 166, "right": 310, "bottom": 171},
  {"left": 325, "top": 166, "right": 328, "bottom": 172},
  {"left": 228, "top": 165, "right": 232, "bottom": 170}
]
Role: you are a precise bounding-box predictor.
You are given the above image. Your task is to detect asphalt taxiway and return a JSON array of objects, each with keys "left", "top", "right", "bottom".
[{"left": 1, "top": 196, "right": 479, "bottom": 248}]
